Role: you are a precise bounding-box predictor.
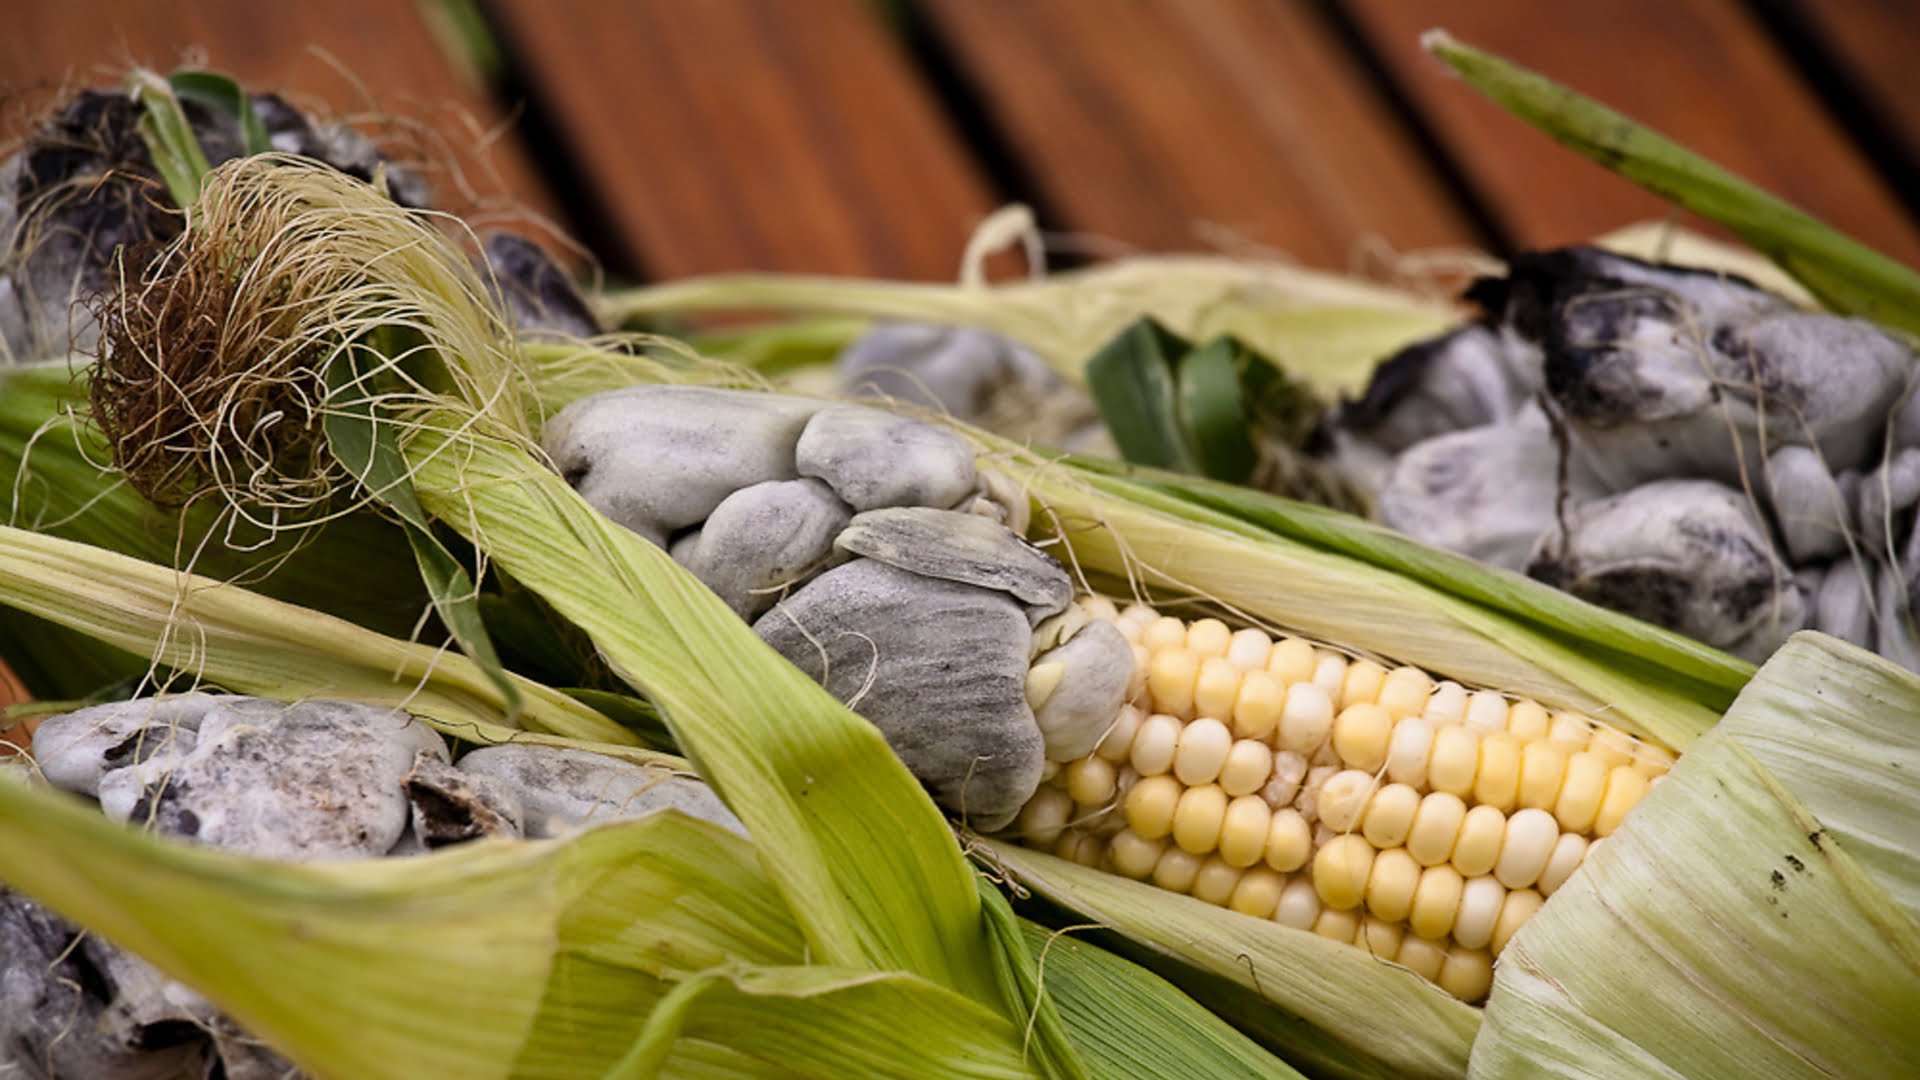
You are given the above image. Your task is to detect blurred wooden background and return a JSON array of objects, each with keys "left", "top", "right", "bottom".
[{"left": 5, "top": 0, "right": 1916, "bottom": 285}]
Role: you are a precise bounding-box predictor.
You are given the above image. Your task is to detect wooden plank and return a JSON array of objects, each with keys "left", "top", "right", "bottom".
[
  {"left": 488, "top": 0, "right": 998, "bottom": 280},
  {"left": 1792, "top": 0, "right": 1920, "bottom": 169},
  {"left": 918, "top": 0, "right": 1482, "bottom": 271},
  {"left": 0, "top": 0, "right": 557, "bottom": 229},
  {"left": 1343, "top": 0, "right": 1920, "bottom": 266}
]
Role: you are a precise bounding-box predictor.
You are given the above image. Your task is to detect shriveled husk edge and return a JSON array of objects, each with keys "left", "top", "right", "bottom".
[{"left": 1471, "top": 632, "right": 1920, "bottom": 1078}]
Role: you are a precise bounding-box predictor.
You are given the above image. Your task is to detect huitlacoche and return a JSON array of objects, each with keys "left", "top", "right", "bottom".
[
  {"left": 2, "top": 693, "right": 738, "bottom": 1079},
  {"left": 545, "top": 386, "right": 1135, "bottom": 830},
  {"left": 1329, "top": 246, "right": 1920, "bottom": 667}
]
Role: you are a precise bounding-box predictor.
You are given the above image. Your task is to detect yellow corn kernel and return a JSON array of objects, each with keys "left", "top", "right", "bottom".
[
  {"left": 1376, "top": 666, "right": 1433, "bottom": 719},
  {"left": 1143, "top": 616, "right": 1188, "bottom": 652},
  {"left": 1427, "top": 726, "right": 1481, "bottom": 798},
  {"left": 1172, "top": 784, "right": 1229, "bottom": 854},
  {"left": 1219, "top": 739, "right": 1274, "bottom": 796},
  {"left": 1264, "top": 807, "right": 1313, "bottom": 872},
  {"left": 1219, "top": 795, "right": 1272, "bottom": 868},
  {"left": 1018, "top": 786, "right": 1072, "bottom": 848},
  {"left": 1395, "top": 934, "right": 1448, "bottom": 981},
  {"left": 1230, "top": 670, "right": 1286, "bottom": 742},
  {"left": 1124, "top": 774, "right": 1182, "bottom": 839},
  {"left": 1191, "top": 855, "right": 1242, "bottom": 905},
  {"left": 1554, "top": 751, "right": 1611, "bottom": 833},
  {"left": 1407, "top": 792, "right": 1467, "bottom": 866},
  {"left": 1450, "top": 804, "right": 1507, "bottom": 878},
  {"left": 1360, "top": 782, "right": 1421, "bottom": 849},
  {"left": 1064, "top": 756, "right": 1118, "bottom": 807},
  {"left": 1149, "top": 648, "right": 1201, "bottom": 719},
  {"left": 1129, "top": 713, "right": 1182, "bottom": 777},
  {"left": 1108, "top": 828, "right": 1166, "bottom": 879},
  {"left": 1340, "top": 659, "right": 1389, "bottom": 710},
  {"left": 1438, "top": 947, "right": 1494, "bottom": 1003},
  {"left": 1421, "top": 680, "right": 1468, "bottom": 726},
  {"left": 1333, "top": 703, "right": 1394, "bottom": 773},
  {"left": 1273, "top": 876, "right": 1322, "bottom": 930},
  {"left": 1357, "top": 915, "right": 1405, "bottom": 959},
  {"left": 1312, "top": 907, "right": 1362, "bottom": 943},
  {"left": 1174, "top": 717, "right": 1233, "bottom": 786},
  {"left": 1516, "top": 741, "right": 1569, "bottom": 811},
  {"left": 1193, "top": 657, "right": 1242, "bottom": 722},
  {"left": 1313, "top": 834, "right": 1376, "bottom": 910},
  {"left": 1536, "top": 833, "right": 1588, "bottom": 896},
  {"left": 1228, "top": 867, "right": 1288, "bottom": 919},
  {"left": 1493, "top": 807, "right": 1559, "bottom": 889},
  {"left": 1365, "top": 846, "right": 1422, "bottom": 923},
  {"left": 1505, "top": 698, "right": 1550, "bottom": 741},
  {"left": 1586, "top": 723, "right": 1636, "bottom": 770},
  {"left": 1276, "top": 682, "right": 1335, "bottom": 755},
  {"left": 1225, "top": 627, "right": 1273, "bottom": 670},
  {"left": 1266, "top": 637, "right": 1317, "bottom": 684},
  {"left": 1151, "top": 847, "right": 1203, "bottom": 893},
  {"left": 1318, "top": 769, "right": 1379, "bottom": 833},
  {"left": 1547, "top": 710, "right": 1593, "bottom": 750},
  {"left": 1408, "top": 863, "right": 1465, "bottom": 940},
  {"left": 1095, "top": 704, "right": 1144, "bottom": 763},
  {"left": 1491, "top": 887, "right": 1544, "bottom": 957},
  {"left": 1452, "top": 875, "right": 1506, "bottom": 950},
  {"left": 1594, "top": 764, "right": 1651, "bottom": 837},
  {"left": 1464, "top": 690, "right": 1511, "bottom": 732},
  {"left": 1473, "top": 733, "right": 1524, "bottom": 812},
  {"left": 1186, "top": 618, "right": 1233, "bottom": 659}
]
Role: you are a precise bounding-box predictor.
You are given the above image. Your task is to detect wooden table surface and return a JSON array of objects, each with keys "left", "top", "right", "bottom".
[{"left": 5, "top": 0, "right": 1914, "bottom": 285}]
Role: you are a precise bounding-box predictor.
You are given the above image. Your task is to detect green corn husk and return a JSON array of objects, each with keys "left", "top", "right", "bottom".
[
  {"left": 0, "top": 361, "right": 431, "bottom": 698},
  {"left": 1475, "top": 633, "right": 1920, "bottom": 1077},
  {"left": 598, "top": 254, "right": 1463, "bottom": 398}
]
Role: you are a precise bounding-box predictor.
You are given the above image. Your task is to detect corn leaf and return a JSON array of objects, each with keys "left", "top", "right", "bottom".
[
  {"left": 1085, "top": 319, "right": 1199, "bottom": 475},
  {"left": 0, "top": 777, "right": 844, "bottom": 1080},
  {"left": 977, "top": 879, "right": 1092, "bottom": 1080},
  {"left": 130, "top": 69, "right": 211, "bottom": 209},
  {"left": 607, "top": 967, "right": 1030, "bottom": 1080},
  {"left": 0, "top": 525, "right": 637, "bottom": 747},
  {"left": 987, "top": 843, "right": 1477, "bottom": 1080},
  {"left": 1474, "top": 633, "right": 1920, "bottom": 1077},
  {"left": 323, "top": 344, "right": 521, "bottom": 716},
  {"left": 597, "top": 257, "right": 1460, "bottom": 396},
  {"left": 1006, "top": 919, "right": 1307, "bottom": 1080},
  {"left": 167, "top": 70, "right": 274, "bottom": 156},
  {"left": 1425, "top": 31, "right": 1920, "bottom": 336},
  {"left": 402, "top": 422, "right": 1002, "bottom": 1002}
]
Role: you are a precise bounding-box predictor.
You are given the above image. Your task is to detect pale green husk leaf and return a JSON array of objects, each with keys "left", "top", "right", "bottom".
[{"left": 1473, "top": 633, "right": 1920, "bottom": 1077}]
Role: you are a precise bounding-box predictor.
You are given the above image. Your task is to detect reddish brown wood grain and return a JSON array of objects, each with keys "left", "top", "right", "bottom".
[
  {"left": 1797, "top": 0, "right": 1920, "bottom": 170},
  {"left": 919, "top": 0, "right": 1481, "bottom": 271},
  {"left": 1344, "top": 0, "right": 1920, "bottom": 266},
  {"left": 488, "top": 0, "right": 997, "bottom": 280},
  {"left": 0, "top": 0, "right": 557, "bottom": 227}
]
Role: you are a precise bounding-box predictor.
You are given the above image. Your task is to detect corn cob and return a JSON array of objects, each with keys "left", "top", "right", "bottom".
[{"left": 1013, "top": 596, "right": 1672, "bottom": 1003}]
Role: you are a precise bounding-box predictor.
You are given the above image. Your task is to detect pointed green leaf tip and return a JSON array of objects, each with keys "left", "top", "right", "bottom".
[{"left": 1423, "top": 29, "right": 1920, "bottom": 336}]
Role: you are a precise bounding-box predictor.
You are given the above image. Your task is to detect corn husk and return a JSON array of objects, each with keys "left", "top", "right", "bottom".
[
  {"left": 1471, "top": 632, "right": 1920, "bottom": 1077},
  {"left": 598, "top": 255, "right": 1461, "bottom": 397}
]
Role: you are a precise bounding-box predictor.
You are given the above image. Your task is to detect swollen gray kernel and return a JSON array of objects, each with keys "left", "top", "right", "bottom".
[
  {"left": 1336, "top": 324, "right": 1542, "bottom": 454},
  {"left": 754, "top": 558, "right": 1044, "bottom": 830},
  {"left": 676, "top": 478, "right": 851, "bottom": 618},
  {"left": 1766, "top": 445, "right": 1855, "bottom": 564},
  {"left": 834, "top": 506, "right": 1073, "bottom": 622},
  {"left": 455, "top": 744, "right": 746, "bottom": 839},
  {"left": 1029, "top": 619, "right": 1134, "bottom": 762},
  {"left": 1378, "top": 405, "right": 1599, "bottom": 572},
  {"left": 542, "top": 385, "right": 829, "bottom": 546},
  {"left": 91, "top": 700, "right": 440, "bottom": 860},
  {"left": 30, "top": 693, "right": 219, "bottom": 796},
  {"left": 1857, "top": 448, "right": 1920, "bottom": 552},
  {"left": 1811, "top": 561, "right": 1874, "bottom": 647},
  {"left": 795, "top": 404, "right": 978, "bottom": 512},
  {"left": 1526, "top": 479, "right": 1804, "bottom": 660}
]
